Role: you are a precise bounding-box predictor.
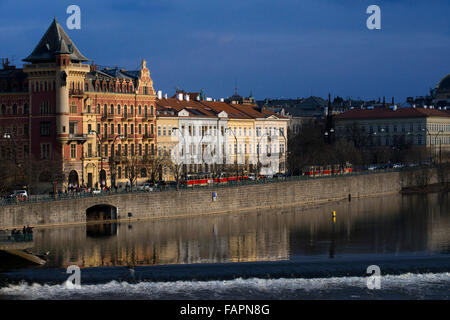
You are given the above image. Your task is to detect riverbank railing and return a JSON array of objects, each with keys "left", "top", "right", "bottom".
[{"left": 0, "top": 165, "right": 435, "bottom": 207}]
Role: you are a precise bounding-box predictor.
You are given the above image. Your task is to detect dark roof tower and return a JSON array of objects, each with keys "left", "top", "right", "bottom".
[{"left": 23, "top": 18, "right": 89, "bottom": 63}]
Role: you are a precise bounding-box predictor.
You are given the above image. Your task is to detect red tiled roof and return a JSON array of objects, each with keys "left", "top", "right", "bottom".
[
  {"left": 335, "top": 107, "right": 450, "bottom": 120},
  {"left": 155, "top": 99, "right": 288, "bottom": 120}
]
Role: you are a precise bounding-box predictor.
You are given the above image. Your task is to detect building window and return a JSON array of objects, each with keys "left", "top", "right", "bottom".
[
  {"left": 40, "top": 121, "right": 51, "bottom": 136},
  {"left": 69, "top": 121, "right": 78, "bottom": 135},
  {"left": 158, "top": 126, "right": 161, "bottom": 136},
  {"left": 131, "top": 124, "right": 134, "bottom": 135},
  {"left": 41, "top": 143, "right": 51, "bottom": 159},
  {"left": 70, "top": 102, "right": 77, "bottom": 114},
  {"left": 40, "top": 101, "right": 51, "bottom": 114},
  {"left": 138, "top": 124, "right": 142, "bottom": 134},
  {"left": 70, "top": 144, "right": 76, "bottom": 159}
]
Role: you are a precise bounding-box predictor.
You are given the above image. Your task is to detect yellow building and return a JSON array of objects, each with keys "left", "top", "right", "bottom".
[{"left": 155, "top": 107, "right": 179, "bottom": 181}]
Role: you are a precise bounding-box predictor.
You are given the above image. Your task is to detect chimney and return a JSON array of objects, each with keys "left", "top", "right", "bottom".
[
  {"left": 177, "top": 93, "right": 183, "bottom": 101},
  {"left": 164, "top": 93, "right": 168, "bottom": 99},
  {"left": 220, "top": 98, "right": 224, "bottom": 102},
  {"left": 157, "top": 90, "right": 162, "bottom": 99},
  {"left": 184, "top": 94, "right": 190, "bottom": 101}
]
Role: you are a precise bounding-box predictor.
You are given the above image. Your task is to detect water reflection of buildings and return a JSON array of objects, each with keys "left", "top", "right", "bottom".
[
  {"left": 425, "top": 193, "right": 450, "bottom": 252},
  {"left": 34, "top": 211, "right": 290, "bottom": 268},
  {"left": 31, "top": 193, "right": 449, "bottom": 268}
]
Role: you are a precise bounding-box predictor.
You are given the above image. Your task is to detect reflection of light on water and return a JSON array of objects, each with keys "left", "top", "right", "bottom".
[{"left": 28, "top": 193, "right": 450, "bottom": 269}]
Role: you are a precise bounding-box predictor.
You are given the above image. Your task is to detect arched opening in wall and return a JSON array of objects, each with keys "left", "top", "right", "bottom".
[
  {"left": 86, "top": 204, "right": 118, "bottom": 222},
  {"left": 68, "top": 170, "right": 79, "bottom": 189}
]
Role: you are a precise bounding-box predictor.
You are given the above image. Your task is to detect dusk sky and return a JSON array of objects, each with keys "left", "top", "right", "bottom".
[{"left": 1, "top": 0, "right": 449, "bottom": 102}]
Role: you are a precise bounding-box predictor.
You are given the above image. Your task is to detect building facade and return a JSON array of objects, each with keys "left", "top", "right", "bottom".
[
  {"left": 0, "top": 18, "right": 157, "bottom": 192},
  {"left": 0, "top": 18, "right": 289, "bottom": 192},
  {"left": 155, "top": 96, "right": 289, "bottom": 179},
  {"left": 335, "top": 107, "right": 450, "bottom": 162}
]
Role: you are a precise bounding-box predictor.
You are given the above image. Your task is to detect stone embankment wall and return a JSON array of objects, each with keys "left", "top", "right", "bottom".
[{"left": 0, "top": 170, "right": 438, "bottom": 229}]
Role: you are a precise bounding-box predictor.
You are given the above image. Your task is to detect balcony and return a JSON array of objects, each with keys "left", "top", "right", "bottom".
[
  {"left": 67, "top": 133, "right": 88, "bottom": 144},
  {"left": 83, "top": 152, "right": 99, "bottom": 159},
  {"left": 101, "top": 113, "right": 115, "bottom": 121},
  {"left": 100, "top": 134, "right": 115, "bottom": 142},
  {"left": 122, "top": 113, "right": 134, "bottom": 121},
  {"left": 69, "top": 89, "right": 84, "bottom": 97}
]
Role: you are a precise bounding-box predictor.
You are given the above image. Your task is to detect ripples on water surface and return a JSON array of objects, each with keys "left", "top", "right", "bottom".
[{"left": 0, "top": 192, "right": 449, "bottom": 299}]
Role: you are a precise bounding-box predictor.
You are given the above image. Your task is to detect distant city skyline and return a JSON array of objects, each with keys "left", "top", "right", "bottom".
[{"left": 1, "top": 0, "right": 449, "bottom": 102}]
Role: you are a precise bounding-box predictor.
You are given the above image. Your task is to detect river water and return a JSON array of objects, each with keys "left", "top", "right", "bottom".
[{"left": 0, "top": 192, "right": 449, "bottom": 299}]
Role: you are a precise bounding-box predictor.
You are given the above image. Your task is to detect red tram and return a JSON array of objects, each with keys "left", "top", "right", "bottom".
[
  {"left": 302, "top": 164, "right": 353, "bottom": 177},
  {"left": 182, "top": 173, "right": 248, "bottom": 187}
]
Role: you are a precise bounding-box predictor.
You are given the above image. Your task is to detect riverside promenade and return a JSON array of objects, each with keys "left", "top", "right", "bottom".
[{"left": 0, "top": 168, "right": 439, "bottom": 230}]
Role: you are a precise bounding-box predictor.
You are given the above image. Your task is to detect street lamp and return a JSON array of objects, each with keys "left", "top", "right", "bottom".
[
  {"left": 198, "top": 131, "right": 207, "bottom": 172},
  {"left": 110, "top": 134, "right": 125, "bottom": 187},
  {"left": 89, "top": 130, "right": 106, "bottom": 188},
  {"left": 172, "top": 127, "right": 186, "bottom": 178},
  {"left": 278, "top": 128, "right": 287, "bottom": 177},
  {"left": 421, "top": 128, "right": 443, "bottom": 166},
  {"left": 324, "top": 128, "right": 335, "bottom": 144},
  {"left": 225, "top": 127, "right": 239, "bottom": 181},
  {"left": 256, "top": 132, "right": 270, "bottom": 178},
  {"left": 3, "top": 133, "right": 17, "bottom": 165},
  {"left": 3, "top": 133, "right": 19, "bottom": 188}
]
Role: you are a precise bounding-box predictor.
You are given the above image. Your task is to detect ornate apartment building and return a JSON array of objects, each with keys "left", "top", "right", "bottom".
[
  {"left": 0, "top": 18, "right": 289, "bottom": 192},
  {"left": 0, "top": 18, "right": 157, "bottom": 192},
  {"left": 155, "top": 96, "right": 288, "bottom": 179}
]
